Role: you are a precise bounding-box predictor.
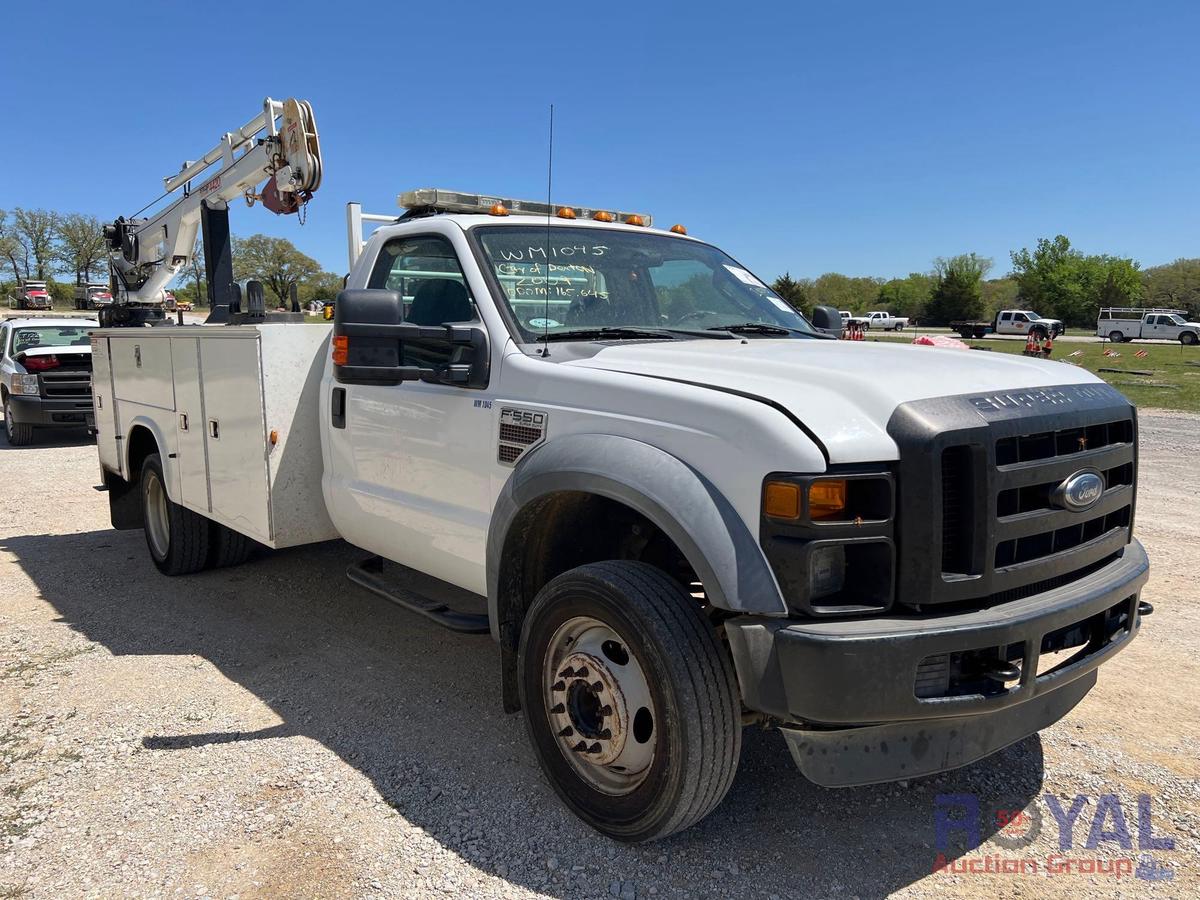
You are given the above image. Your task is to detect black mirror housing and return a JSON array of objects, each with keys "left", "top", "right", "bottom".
[
  {"left": 811, "top": 305, "right": 842, "bottom": 332},
  {"left": 333, "top": 288, "right": 490, "bottom": 389}
]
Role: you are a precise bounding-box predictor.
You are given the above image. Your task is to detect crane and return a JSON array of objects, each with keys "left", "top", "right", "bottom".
[{"left": 101, "top": 97, "right": 322, "bottom": 326}]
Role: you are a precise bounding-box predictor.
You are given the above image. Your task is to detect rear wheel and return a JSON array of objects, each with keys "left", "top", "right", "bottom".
[
  {"left": 140, "top": 453, "right": 210, "bottom": 575},
  {"left": 3, "top": 396, "right": 34, "bottom": 446},
  {"left": 518, "top": 561, "right": 741, "bottom": 842},
  {"left": 1109, "top": 331, "right": 1124, "bottom": 343},
  {"left": 208, "top": 522, "right": 256, "bottom": 568}
]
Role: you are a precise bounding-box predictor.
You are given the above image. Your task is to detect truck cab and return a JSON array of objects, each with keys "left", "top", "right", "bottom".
[
  {"left": 93, "top": 188, "right": 1151, "bottom": 842},
  {"left": 994, "top": 309, "right": 1064, "bottom": 338}
]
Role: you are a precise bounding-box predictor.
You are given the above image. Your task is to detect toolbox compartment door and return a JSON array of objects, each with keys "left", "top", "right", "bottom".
[
  {"left": 199, "top": 336, "right": 271, "bottom": 542},
  {"left": 170, "top": 337, "right": 210, "bottom": 513}
]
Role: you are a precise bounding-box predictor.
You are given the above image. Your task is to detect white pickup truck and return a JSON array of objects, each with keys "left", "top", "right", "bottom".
[
  {"left": 860, "top": 310, "right": 909, "bottom": 331},
  {"left": 90, "top": 189, "right": 1151, "bottom": 841},
  {"left": 1097, "top": 307, "right": 1200, "bottom": 345}
]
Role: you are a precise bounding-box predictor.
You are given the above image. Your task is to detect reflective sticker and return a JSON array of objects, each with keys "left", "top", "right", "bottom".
[
  {"left": 723, "top": 264, "right": 766, "bottom": 287},
  {"left": 529, "top": 317, "right": 561, "bottom": 328}
]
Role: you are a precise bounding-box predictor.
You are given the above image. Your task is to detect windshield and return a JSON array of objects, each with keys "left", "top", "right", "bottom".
[
  {"left": 10, "top": 326, "right": 92, "bottom": 355},
  {"left": 474, "top": 227, "right": 816, "bottom": 340}
]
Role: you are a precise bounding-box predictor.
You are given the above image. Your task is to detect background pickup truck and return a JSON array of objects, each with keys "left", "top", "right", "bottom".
[
  {"left": 1097, "top": 307, "right": 1200, "bottom": 344},
  {"left": 859, "top": 310, "right": 908, "bottom": 331},
  {"left": 951, "top": 309, "right": 1064, "bottom": 340},
  {"left": 90, "top": 189, "right": 1151, "bottom": 842}
]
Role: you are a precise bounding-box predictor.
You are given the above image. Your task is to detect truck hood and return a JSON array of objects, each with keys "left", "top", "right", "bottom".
[{"left": 564, "top": 338, "right": 1102, "bottom": 463}]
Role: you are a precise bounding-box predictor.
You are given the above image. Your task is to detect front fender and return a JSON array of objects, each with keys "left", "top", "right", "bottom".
[{"left": 486, "top": 432, "right": 787, "bottom": 641}]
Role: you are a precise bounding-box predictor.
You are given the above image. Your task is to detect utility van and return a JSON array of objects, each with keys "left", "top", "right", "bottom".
[{"left": 90, "top": 189, "right": 1151, "bottom": 841}]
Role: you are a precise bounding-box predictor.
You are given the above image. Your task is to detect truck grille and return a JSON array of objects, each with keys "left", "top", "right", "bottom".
[
  {"left": 889, "top": 384, "right": 1137, "bottom": 609},
  {"left": 39, "top": 356, "right": 93, "bottom": 399}
]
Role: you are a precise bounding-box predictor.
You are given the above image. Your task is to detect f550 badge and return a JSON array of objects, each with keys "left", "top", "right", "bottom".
[{"left": 497, "top": 407, "right": 547, "bottom": 466}]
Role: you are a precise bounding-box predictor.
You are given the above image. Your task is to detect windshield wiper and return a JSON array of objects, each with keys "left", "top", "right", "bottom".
[
  {"left": 536, "top": 326, "right": 679, "bottom": 343},
  {"left": 705, "top": 322, "right": 797, "bottom": 336}
]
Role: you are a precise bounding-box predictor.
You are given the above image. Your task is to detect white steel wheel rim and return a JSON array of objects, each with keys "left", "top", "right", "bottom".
[
  {"left": 144, "top": 472, "right": 170, "bottom": 559},
  {"left": 543, "top": 615, "right": 657, "bottom": 796}
]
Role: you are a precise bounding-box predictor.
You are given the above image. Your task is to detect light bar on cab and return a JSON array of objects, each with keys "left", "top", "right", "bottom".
[{"left": 398, "top": 188, "right": 653, "bottom": 227}]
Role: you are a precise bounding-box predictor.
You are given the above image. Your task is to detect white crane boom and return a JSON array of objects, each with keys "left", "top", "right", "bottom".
[{"left": 102, "top": 97, "right": 321, "bottom": 325}]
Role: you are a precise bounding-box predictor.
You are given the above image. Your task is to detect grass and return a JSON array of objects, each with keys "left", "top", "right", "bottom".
[{"left": 871, "top": 333, "right": 1200, "bottom": 412}]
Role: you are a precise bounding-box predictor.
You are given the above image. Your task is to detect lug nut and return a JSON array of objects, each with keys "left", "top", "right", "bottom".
[
  {"left": 551, "top": 680, "right": 565, "bottom": 692},
  {"left": 571, "top": 741, "right": 589, "bottom": 753},
  {"left": 590, "top": 681, "right": 603, "bottom": 691},
  {"left": 558, "top": 726, "right": 574, "bottom": 738},
  {"left": 558, "top": 667, "right": 576, "bottom": 678},
  {"left": 588, "top": 742, "right": 601, "bottom": 754},
  {"left": 550, "top": 703, "right": 565, "bottom": 714},
  {"left": 598, "top": 705, "right": 612, "bottom": 717},
  {"left": 598, "top": 729, "right": 612, "bottom": 740},
  {"left": 576, "top": 666, "right": 589, "bottom": 678}
]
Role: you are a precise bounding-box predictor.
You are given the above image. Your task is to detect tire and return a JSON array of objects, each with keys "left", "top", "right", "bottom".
[
  {"left": 518, "top": 561, "right": 741, "bottom": 842},
  {"left": 1109, "top": 331, "right": 1124, "bottom": 344},
  {"left": 1030, "top": 326, "right": 1047, "bottom": 341},
  {"left": 208, "top": 522, "right": 255, "bottom": 568},
  {"left": 1181, "top": 331, "right": 1198, "bottom": 346},
  {"left": 3, "top": 396, "right": 34, "bottom": 446},
  {"left": 140, "top": 453, "right": 210, "bottom": 575}
]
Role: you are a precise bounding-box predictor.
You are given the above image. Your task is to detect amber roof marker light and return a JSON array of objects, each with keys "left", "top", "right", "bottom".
[
  {"left": 556, "top": 207, "right": 576, "bottom": 219},
  {"left": 670, "top": 224, "right": 688, "bottom": 235},
  {"left": 625, "top": 214, "right": 646, "bottom": 227},
  {"left": 592, "top": 210, "right": 615, "bottom": 222},
  {"left": 489, "top": 203, "right": 510, "bottom": 216}
]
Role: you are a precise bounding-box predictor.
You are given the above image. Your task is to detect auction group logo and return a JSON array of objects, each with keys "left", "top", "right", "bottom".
[{"left": 932, "top": 793, "right": 1176, "bottom": 882}]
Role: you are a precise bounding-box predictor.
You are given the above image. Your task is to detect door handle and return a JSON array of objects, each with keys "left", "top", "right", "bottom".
[
  {"left": 208, "top": 419, "right": 220, "bottom": 440},
  {"left": 180, "top": 413, "right": 189, "bottom": 431},
  {"left": 331, "top": 387, "right": 346, "bottom": 429}
]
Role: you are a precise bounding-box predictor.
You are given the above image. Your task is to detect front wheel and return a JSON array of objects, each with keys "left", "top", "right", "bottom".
[
  {"left": 1181, "top": 331, "right": 1198, "bottom": 346},
  {"left": 140, "top": 453, "right": 210, "bottom": 575},
  {"left": 518, "top": 561, "right": 741, "bottom": 842},
  {"left": 3, "top": 396, "right": 34, "bottom": 446}
]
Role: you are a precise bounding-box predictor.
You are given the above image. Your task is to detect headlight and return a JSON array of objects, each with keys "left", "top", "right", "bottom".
[
  {"left": 761, "top": 471, "right": 896, "bottom": 616},
  {"left": 10, "top": 374, "right": 39, "bottom": 395}
]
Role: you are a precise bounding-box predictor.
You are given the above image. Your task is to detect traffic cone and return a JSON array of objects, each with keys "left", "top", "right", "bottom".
[
  {"left": 1024, "top": 333, "right": 1036, "bottom": 355},
  {"left": 1042, "top": 336, "right": 1053, "bottom": 358}
]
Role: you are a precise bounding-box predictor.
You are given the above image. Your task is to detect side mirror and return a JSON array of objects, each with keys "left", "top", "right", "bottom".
[
  {"left": 333, "top": 289, "right": 490, "bottom": 389},
  {"left": 811, "top": 305, "right": 842, "bottom": 335}
]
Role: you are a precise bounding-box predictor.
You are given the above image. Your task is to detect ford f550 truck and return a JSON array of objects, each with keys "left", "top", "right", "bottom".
[{"left": 91, "top": 187, "right": 1150, "bottom": 842}]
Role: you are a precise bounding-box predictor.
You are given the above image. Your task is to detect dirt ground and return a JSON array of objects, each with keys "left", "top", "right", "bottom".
[{"left": 0, "top": 411, "right": 1196, "bottom": 899}]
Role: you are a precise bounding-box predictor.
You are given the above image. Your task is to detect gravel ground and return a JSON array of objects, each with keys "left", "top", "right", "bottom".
[{"left": 0, "top": 411, "right": 1196, "bottom": 899}]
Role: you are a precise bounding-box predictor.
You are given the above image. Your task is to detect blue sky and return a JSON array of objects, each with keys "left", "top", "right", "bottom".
[{"left": 1, "top": 1, "right": 1196, "bottom": 282}]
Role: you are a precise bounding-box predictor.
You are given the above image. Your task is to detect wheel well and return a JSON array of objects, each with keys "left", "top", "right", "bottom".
[
  {"left": 494, "top": 491, "right": 704, "bottom": 712},
  {"left": 126, "top": 425, "right": 160, "bottom": 481}
]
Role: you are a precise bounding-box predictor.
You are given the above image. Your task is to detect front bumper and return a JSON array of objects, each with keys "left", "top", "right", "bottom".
[
  {"left": 726, "top": 540, "right": 1149, "bottom": 785},
  {"left": 6, "top": 394, "right": 93, "bottom": 428}
]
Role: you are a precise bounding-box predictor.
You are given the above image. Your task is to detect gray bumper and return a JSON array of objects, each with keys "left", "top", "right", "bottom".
[
  {"left": 6, "top": 394, "right": 93, "bottom": 428},
  {"left": 726, "top": 540, "right": 1149, "bottom": 786}
]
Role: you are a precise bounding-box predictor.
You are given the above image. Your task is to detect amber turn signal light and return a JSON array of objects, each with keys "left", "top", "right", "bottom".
[
  {"left": 331, "top": 335, "right": 349, "bottom": 366},
  {"left": 809, "top": 479, "right": 848, "bottom": 520},
  {"left": 763, "top": 481, "right": 802, "bottom": 520}
]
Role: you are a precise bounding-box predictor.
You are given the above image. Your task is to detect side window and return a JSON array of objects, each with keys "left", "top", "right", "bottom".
[
  {"left": 0, "top": 326, "right": 7, "bottom": 359},
  {"left": 366, "top": 235, "right": 479, "bottom": 371},
  {"left": 1014, "top": 313, "right": 1028, "bottom": 323},
  {"left": 1000, "top": 312, "right": 1011, "bottom": 322}
]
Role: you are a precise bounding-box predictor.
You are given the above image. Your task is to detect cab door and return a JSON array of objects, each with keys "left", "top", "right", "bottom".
[{"left": 323, "top": 233, "right": 494, "bottom": 595}]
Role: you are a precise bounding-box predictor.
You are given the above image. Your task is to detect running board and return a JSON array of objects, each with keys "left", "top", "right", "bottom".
[{"left": 346, "top": 556, "right": 490, "bottom": 634}]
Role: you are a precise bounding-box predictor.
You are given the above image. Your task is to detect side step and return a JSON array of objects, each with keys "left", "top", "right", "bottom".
[{"left": 346, "top": 556, "right": 490, "bottom": 634}]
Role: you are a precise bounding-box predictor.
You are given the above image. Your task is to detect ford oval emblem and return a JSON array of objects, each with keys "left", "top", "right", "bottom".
[{"left": 1052, "top": 470, "right": 1105, "bottom": 512}]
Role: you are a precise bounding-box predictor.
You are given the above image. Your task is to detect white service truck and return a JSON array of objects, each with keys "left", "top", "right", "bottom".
[
  {"left": 89, "top": 102, "right": 1151, "bottom": 842},
  {"left": 1096, "top": 307, "right": 1200, "bottom": 345}
]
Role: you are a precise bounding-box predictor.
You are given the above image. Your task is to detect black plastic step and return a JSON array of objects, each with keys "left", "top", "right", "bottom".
[{"left": 346, "top": 556, "right": 490, "bottom": 634}]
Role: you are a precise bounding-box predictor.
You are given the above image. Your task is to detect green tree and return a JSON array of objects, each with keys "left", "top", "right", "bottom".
[
  {"left": 809, "top": 273, "right": 882, "bottom": 313},
  {"left": 1010, "top": 235, "right": 1141, "bottom": 327},
  {"left": 55, "top": 213, "right": 107, "bottom": 284},
  {"left": 876, "top": 272, "right": 934, "bottom": 321},
  {"left": 981, "top": 277, "right": 1020, "bottom": 319},
  {"left": 232, "top": 234, "right": 322, "bottom": 305},
  {"left": 926, "top": 253, "right": 992, "bottom": 323},
  {"left": 12, "top": 208, "right": 59, "bottom": 280},
  {"left": 0, "top": 209, "right": 30, "bottom": 283},
  {"left": 770, "top": 272, "right": 810, "bottom": 310},
  {"left": 1142, "top": 258, "right": 1200, "bottom": 317}
]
